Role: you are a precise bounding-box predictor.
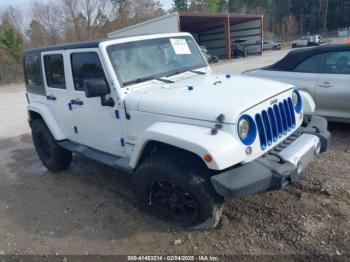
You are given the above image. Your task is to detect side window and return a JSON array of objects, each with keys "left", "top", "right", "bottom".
[
  {"left": 44, "top": 54, "right": 66, "bottom": 89},
  {"left": 324, "top": 51, "right": 350, "bottom": 74},
  {"left": 71, "top": 52, "right": 107, "bottom": 91},
  {"left": 293, "top": 54, "right": 326, "bottom": 73},
  {"left": 24, "top": 55, "right": 44, "bottom": 94}
]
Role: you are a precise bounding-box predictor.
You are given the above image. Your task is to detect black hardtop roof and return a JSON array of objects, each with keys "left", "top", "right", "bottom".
[
  {"left": 23, "top": 39, "right": 104, "bottom": 55},
  {"left": 265, "top": 43, "right": 350, "bottom": 71}
]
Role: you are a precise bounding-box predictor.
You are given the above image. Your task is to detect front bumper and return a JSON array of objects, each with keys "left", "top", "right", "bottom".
[{"left": 211, "top": 116, "right": 331, "bottom": 198}]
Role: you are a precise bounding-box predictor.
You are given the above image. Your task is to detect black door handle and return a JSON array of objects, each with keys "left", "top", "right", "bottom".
[
  {"left": 46, "top": 95, "right": 56, "bottom": 101},
  {"left": 70, "top": 99, "right": 84, "bottom": 105}
]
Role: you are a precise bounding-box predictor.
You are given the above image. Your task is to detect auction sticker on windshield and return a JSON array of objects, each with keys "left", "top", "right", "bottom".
[{"left": 170, "top": 38, "right": 191, "bottom": 55}]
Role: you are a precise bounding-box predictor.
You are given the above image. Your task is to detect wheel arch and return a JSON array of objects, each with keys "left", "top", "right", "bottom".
[
  {"left": 28, "top": 103, "right": 66, "bottom": 140},
  {"left": 135, "top": 140, "right": 208, "bottom": 170},
  {"left": 129, "top": 122, "right": 245, "bottom": 171}
]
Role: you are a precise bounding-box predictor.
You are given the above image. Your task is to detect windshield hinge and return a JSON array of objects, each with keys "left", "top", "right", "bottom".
[{"left": 123, "top": 100, "right": 131, "bottom": 120}]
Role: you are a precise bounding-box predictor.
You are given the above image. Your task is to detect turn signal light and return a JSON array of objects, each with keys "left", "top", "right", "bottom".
[{"left": 203, "top": 154, "right": 213, "bottom": 163}]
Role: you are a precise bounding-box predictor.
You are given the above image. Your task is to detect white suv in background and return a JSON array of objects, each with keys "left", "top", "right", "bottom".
[{"left": 292, "top": 35, "right": 323, "bottom": 48}]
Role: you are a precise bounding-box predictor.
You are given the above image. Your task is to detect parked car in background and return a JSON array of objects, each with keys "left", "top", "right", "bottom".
[
  {"left": 244, "top": 44, "right": 350, "bottom": 122},
  {"left": 263, "top": 40, "right": 282, "bottom": 51},
  {"left": 292, "top": 35, "right": 323, "bottom": 48},
  {"left": 199, "top": 45, "right": 219, "bottom": 63},
  {"left": 232, "top": 39, "right": 247, "bottom": 58}
]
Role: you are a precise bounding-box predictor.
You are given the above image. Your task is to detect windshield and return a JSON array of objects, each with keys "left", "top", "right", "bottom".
[{"left": 106, "top": 35, "right": 207, "bottom": 86}]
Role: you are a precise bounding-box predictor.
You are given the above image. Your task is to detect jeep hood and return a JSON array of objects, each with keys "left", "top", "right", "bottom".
[{"left": 125, "top": 73, "right": 294, "bottom": 124}]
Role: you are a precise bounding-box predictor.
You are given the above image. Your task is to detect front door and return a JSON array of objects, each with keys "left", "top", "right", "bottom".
[
  {"left": 41, "top": 51, "right": 77, "bottom": 140},
  {"left": 66, "top": 49, "right": 124, "bottom": 156},
  {"left": 316, "top": 51, "right": 350, "bottom": 119}
]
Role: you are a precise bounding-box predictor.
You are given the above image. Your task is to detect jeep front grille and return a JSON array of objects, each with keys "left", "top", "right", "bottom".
[{"left": 255, "top": 98, "right": 296, "bottom": 150}]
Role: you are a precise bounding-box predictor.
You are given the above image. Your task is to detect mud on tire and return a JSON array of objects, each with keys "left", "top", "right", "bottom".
[
  {"left": 31, "top": 119, "right": 72, "bottom": 172},
  {"left": 132, "top": 150, "right": 224, "bottom": 229}
]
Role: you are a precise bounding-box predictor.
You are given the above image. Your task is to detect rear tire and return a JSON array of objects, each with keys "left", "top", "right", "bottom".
[
  {"left": 132, "top": 150, "right": 224, "bottom": 229},
  {"left": 31, "top": 119, "right": 72, "bottom": 172}
]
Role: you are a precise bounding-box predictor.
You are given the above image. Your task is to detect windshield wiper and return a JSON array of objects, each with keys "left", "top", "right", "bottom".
[
  {"left": 166, "top": 69, "right": 206, "bottom": 78},
  {"left": 155, "top": 77, "right": 174, "bottom": 83},
  {"left": 190, "top": 70, "right": 206, "bottom": 75},
  {"left": 124, "top": 76, "right": 174, "bottom": 86},
  {"left": 166, "top": 69, "right": 201, "bottom": 78}
]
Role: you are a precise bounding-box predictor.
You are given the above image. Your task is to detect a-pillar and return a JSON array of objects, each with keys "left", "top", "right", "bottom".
[{"left": 224, "top": 15, "right": 231, "bottom": 60}]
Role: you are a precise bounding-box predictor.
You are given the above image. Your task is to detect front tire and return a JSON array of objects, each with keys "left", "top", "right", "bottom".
[
  {"left": 132, "top": 151, "right": 224, "bottom": 229},
  {"left": 31, "top": 119, "right": 72, "bottom": 172}
]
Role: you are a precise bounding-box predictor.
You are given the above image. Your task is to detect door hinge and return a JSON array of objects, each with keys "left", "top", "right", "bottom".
[
  {"left": 68, "top": 103, "right": 72, "bottom": 111},
  {"left": 74, "top": 126, "right": 78, "bottom": 134},
  {"left": 115, "top": 110, "right": 120, "bottom": 119},
  {"left": 120, "top": 138, "right": 125, "bottom": 147}
]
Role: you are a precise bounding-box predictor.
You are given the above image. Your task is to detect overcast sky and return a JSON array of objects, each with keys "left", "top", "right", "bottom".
[{"left": 0, "top": 0, "right": 173, "bottom": 15}]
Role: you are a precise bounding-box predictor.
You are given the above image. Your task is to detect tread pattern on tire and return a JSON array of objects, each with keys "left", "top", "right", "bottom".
[
  {"left": 132, "top": 150, "right": 224, "bottom": 229},
  {"left": 31, "top": 119, "right": 72, "bottom": 172}
]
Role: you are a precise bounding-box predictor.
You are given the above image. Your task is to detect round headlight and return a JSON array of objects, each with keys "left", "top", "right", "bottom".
[
  {"left": 237, "top": 115, "right": 257, "bottom": 145},
  {"left": 292, "top": 92, "right": 298, "bottom": 107},
  {"left": 239, "top": 118, "right": 250, "bottom": 139},
  {"left": 292, "top": 90, "right": 302, "bottom": 113}
]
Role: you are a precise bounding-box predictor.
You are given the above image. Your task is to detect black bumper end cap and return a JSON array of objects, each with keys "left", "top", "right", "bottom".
[
  {"left": 303, "top": 116, "right": 331, "bottom": 153},
  {"left": 211, "top": 157, "right": 298, "bottom": 198}
]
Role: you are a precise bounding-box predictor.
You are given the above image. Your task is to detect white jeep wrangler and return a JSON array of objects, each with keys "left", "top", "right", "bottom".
[{"left": 23, "top": 33, "right": 331, "bottom": 229}]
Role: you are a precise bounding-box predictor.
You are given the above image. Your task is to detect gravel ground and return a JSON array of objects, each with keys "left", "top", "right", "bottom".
[{"left": 0, "top": 50, "right": 349, "bottom": 256}]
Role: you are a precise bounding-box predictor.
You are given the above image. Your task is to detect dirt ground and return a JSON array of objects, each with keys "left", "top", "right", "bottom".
[{"left": 0, "top": 50, "right": 349, "bottom": 256}]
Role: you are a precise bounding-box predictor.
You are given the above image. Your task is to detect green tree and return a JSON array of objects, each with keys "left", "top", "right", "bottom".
[
  {"left": 218, "top": 0, "right": 227, "bottom": 12},
  {"left": 189, "top": 0, "right": 205, "bottom": 11},
  {"left": 0, "top": 27, "right": 22, "bottom": 64},
  {"left": 205, "top": 0, "right": 221, "bottom": 12},
  {"left": 174, "top": 0, "right": 188, "bottom": 11},
  {"left": 227, "top": 0, "right": 238, "bottom": 12}
]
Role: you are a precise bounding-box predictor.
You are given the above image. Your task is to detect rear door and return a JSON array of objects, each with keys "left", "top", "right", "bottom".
[
  {"left": 41, "top": 51, "right": 77, "bottom": 140},
  {"left": 66, "top": 48, "right": 125, "bottom": 156},
  {"left": 316, "top": 51, "right": 350, "bottom": 119}
]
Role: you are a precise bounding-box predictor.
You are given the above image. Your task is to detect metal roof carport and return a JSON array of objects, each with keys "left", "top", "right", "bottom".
[{"left": 108, "top": 12, "right": 263, "bottom": 60}]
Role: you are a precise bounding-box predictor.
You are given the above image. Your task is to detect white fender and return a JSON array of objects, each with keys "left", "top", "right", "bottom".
[
  {"left": 299, "top": 90, "right": 316, "bottom": 115},
  {"left": 28, "top": 102, "right": 65, "bottom": 140},
  {"left": 129, "top": 122, "right": 246, "bottom": 170}
]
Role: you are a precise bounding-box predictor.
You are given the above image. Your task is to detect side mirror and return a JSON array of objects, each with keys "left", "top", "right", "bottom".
[
  {"left": 83, "top": 79, "right": 110, "bottom": 98},
  {"left": 83, "top": 79, "right": 115, "bottom": 107}
]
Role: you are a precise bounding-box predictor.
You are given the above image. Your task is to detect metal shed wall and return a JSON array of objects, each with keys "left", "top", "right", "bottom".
[
  {"left": 107, "top": 13, "right": 180, "bottom": 38},
  {"left": 107, "top": 12, "right": 263, "bottom": 59},
  {"left": 197, "top": 19, "right": 262, "bottom": 58},
  {"left": 198, "top": 27, "right": 226, "bottom": 58},
  {"left": 231, "top": 19, "right": 262, "bottom": 54}
]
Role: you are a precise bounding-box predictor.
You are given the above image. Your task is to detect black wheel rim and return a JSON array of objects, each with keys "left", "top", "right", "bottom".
[
  {"left": 35, "top": 131, "right": 52, "bottom": 160},
  {"left": 149, "top": 180, "right": 199, "bottom": 225}
]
